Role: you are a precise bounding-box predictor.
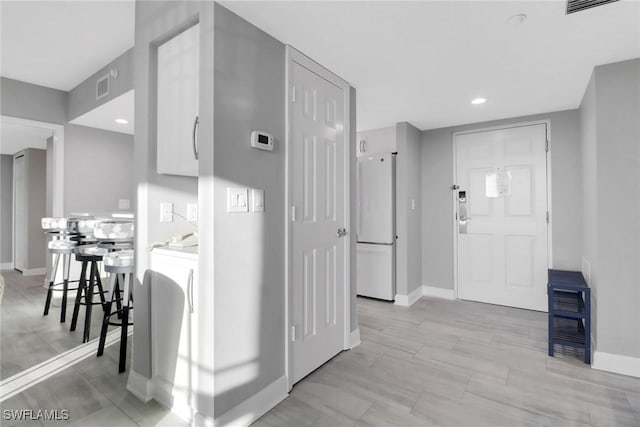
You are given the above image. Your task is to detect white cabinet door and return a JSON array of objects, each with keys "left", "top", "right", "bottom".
[
  {"left": 150, "top": 251, "right": 198, "bottom": 421},
  {"left": 357, "top": 127, "right": 396, "bottom": 157},
  {"left": 157, "top": 24, "right": 200, "bottom": 177}
]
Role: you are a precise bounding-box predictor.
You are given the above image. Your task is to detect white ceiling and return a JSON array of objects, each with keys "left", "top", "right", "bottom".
[
  {"left": 222, "top": 0, "right": 640, "bottom": 131},
  {"left": 70, "top": 90, "right": 135, "bottom": 135},
  {"left": 1, "top": 118, "right": 53, "bottom": 156},
  {"left": 0, "top": 0, "right": 135, "bottom": 91}
]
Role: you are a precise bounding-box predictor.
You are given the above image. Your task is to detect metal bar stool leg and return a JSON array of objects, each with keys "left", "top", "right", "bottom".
[
  {"left": 119, "top": 272, "right": 131, "bottom": 373},
  {"left": 82, "top": 261, "right": 98, "bottom": 343},
  {"left": 97, "top": 272, "right": 117, "bottom": 357},
  {"left": 60, "top": 253, "right": 71, "bottom": 323},
  {"left": 43, "top": 253, "right": 60, "bottom": 316},
  {"left": 70, "top": 260, "right": 89, "bottom": 331}
]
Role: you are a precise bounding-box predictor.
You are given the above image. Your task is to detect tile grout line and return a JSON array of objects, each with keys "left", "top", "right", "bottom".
[{"left": 0, "top": 329, "right": 130, "bottom": 402}]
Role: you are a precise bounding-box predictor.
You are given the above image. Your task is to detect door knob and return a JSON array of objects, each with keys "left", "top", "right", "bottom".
[
  {"left": 337, "top": 228, "right": 347, "bottom": 237},
  {"left": 460, "top": 216, "right": 472, "bottom": 222}
]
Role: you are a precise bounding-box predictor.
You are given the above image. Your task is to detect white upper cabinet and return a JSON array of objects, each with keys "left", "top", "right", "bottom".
[
  {"left": 357, "top": 126, "right": 396, "bottom": 157},
  {"left": 157, "top": 23, "right": 200, "bottom": 177}
]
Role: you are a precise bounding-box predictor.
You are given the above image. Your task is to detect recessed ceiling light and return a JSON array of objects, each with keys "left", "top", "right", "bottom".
[
  {"left": 115, "top": 118, "right": 129, "bottom": 124},
  {"left": 471, "top": 98, "right": 487, "bottom": 105}
]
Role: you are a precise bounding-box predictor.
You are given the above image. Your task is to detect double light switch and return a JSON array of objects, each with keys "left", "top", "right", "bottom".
[{"left": 227, "top": 188, "right": 264, "bottom": 213}]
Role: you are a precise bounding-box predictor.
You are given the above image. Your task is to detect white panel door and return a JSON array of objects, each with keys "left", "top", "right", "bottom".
[
  {"left": 455, "top": 124, "right": 548, "bottom": 312},
  {"left": 291, "top": 62, "right": 346, "bottom": 384},
  {"left": 14, "top": 154, "right": 25, "bottom": 272}
]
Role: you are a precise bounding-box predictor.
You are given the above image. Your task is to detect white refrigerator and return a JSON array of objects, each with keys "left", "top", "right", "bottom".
[{"left": 356, "top": 152, "right": 396, "bottom": 300}]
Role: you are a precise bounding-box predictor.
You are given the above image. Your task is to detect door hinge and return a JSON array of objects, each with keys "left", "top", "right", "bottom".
[
  {"left": 546, "top": 211, "right": 550, "bottom": 223},
  {"left": 291, "top": 206, "right": 296, "bottom": 222},
  {"left": 291, "top": 325, "right": 296, "bottom": 342},
  {"left": 291, "top": 86, "right": 296, "bottom": 103},
  {"left": 545, "top": 138, "right": 549, "bottom": 152}
]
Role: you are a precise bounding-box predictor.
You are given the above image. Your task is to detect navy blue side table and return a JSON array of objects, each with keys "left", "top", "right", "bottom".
[{"left": 547, "top": 269, "right": 591, "bottom": 364}]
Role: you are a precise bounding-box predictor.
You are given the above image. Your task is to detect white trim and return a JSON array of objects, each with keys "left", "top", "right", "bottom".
[
  {"left": 452, "top": 120, "right": 552, "bottom": 306},
  {"left": 422, "top": 285, "right": 456, "bottom": 300},
  {"left": 0, "top": 329, "right": 123, "bottom": 402},
  {"left": 394, "top": 286, "right": 423, "bottom": 307},
  {"left": 127, "top": 369, "right": 154, "bottom": 403},
  {"left": 284, "top": 45, "right": 352, "bottom": 390},
  {"left": 20, "top": 267, "right": 46, "bottom": 276},
  {"left": 0, "top": 262, "right": 14, "bottom": 270},
  {"left": 349, "top": 328, "right": 361, "bottom": 349},
  {"left": 213, "top": 376, "right": 288, "bottom": 427},
  {"left": 592, "top": 351, "right": 640, "bottom": 378}
]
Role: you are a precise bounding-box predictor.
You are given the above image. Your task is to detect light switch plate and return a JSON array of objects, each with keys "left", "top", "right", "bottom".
[
  {"left": 187, "top": 203, "right": 198, "bottom": 222},
  {"left": 227, "top": 188, "right": 249, "bottom": 213},
  {"left": 160, "top": 202, "right": 173, "bottom": 222},
  {"left": 251, "top": 189, "right": 265, "bottom": 212}
]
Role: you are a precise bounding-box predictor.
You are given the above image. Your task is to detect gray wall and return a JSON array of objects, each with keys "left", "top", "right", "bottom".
[
  {"left": 422, "top": 109, "right": 582, "bottom": 290},
  {"left": 0, "top": 77, "right": 67, "bottom": 124},
  {"left": 214, "top": 4, "right": 285, "bottom": 416},
  {"left": 395, "top": 122, "right": 422, "bottom": 296},
  {"left": 581, "top": 58, "right": 640, "bottom": 359},
  {"left": 0, "top": 155, "right": 13, "bottom": 264},
  {"left": 63, "top": 124, "right": 134, "bottom": 214},
  {"left": 580, "top": 73, "right": 598, "bottom": 342},
  {"left": 132, "top": 0, "right": 202, "bottom": 394},
  {"left": 67, "top": 48, "right": 134, "bottom": 121}
]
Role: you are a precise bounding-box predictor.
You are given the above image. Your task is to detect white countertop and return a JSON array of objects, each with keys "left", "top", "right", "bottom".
[{"left": 151, "top": 245, "right": 198, "bottom": 260}]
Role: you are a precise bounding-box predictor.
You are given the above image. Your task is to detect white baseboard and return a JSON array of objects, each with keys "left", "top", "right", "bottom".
[
  {"left": 127, "top": 369, "right": 154, "bottom": 403},
  {"left": 214, "top": 376, "right": 288, "bottom": 427},
  {"left": 394, "top": 286, "right": 423, "bottom": 307},
  {"left": 349, "top": 328, "right": 361, "bottom": 349},
  {"left": 21, "top": 267, "right": 46, "bottom": 276},
  {"left": 592, "top": 351, "right": 640, "bottom": 378},
  {"left": 0, "top": 262, "right": 13, "bottom": 270},
  {"left": 422, "top": 285, "right": 456, "bottom": 300}
]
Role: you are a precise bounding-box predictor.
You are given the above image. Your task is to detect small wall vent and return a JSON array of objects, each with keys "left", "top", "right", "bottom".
[
  {"left": 96, "top": 74, "right": 109, "bottom": 100},
  {"left": 566, "top": 0, "right": 619, "bottom": 14}
]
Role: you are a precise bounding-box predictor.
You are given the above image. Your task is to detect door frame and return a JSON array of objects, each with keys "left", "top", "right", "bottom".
[
  {"left": 284, "top": 45, "right": 352, "bottom": 390},
  {"left": 2, "top": 115, "right": 64, "bottom": 271},
  {"left": 451, "top": 120, "right": 553, "bottom": 300}
]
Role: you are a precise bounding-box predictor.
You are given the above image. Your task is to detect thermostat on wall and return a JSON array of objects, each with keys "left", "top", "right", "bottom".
[{"left": 250, "top": 131, "right": 274, "bottom": 151}]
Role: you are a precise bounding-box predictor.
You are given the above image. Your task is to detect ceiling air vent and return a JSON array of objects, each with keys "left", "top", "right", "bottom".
[
  {"left": 96, "top": 74, "right": 109, "bottom": 100},
  {"left": 566, "top": 0, "right": 619, "bottom": 14}
]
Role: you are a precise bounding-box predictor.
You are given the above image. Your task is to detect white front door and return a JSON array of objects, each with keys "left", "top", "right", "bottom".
[
  {"left": 455, "top": 124, "right": 548, "bottom": 312},
  {"left": 14, "top": 154, "right": 25, "bottom": 272},
  {"left": 291, "top": 60, "right": 346, "bottom": 383}
]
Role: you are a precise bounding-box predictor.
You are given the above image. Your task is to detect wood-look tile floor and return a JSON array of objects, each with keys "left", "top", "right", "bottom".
[
  {"left": 254, "top": 297, "right": 640, "bottom": 427},
  {"left": 1, "top": 269, "right": 107, "bottom": 379},
  {"left": 2, "top": 291, "right": 639, "bottom": 426}
]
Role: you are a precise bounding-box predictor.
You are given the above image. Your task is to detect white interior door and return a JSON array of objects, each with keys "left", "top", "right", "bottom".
[
  {"left": 14, "top": 154, "right": 25, "bottom": 272},
  {"left": 291, "top": 61, "right": 346, "bottom": 384},
  {"left": 455, "top": 124, "right": 548, "bottom": 312}
]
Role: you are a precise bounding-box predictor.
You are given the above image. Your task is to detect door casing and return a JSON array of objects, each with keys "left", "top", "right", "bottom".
[
  {"left": 284, "top": 46, "right": 352, "bottom": 390},
  {"left": 451, "top": 120, "right": 553, "bottom": 301}
]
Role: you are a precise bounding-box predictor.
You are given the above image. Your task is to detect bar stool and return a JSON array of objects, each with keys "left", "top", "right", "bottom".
[
  {"left": 70, "top": 245, "right": 107, "bottom": 342},
  {"left": 97, "top": 249, "right": 134, "bottom": 373},
  {"left": 43, "top": 235, "right": 79, "bottom": 323}
]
